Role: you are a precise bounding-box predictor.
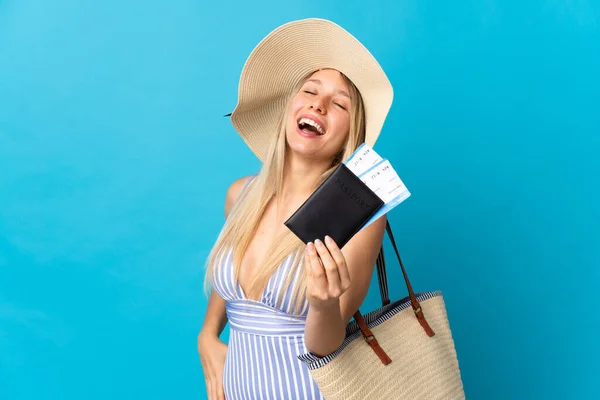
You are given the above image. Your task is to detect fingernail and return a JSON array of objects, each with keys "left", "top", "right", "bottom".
[
  {"left": 315, "top": 239, "right": 323, "bottom": 247},
  {"left": 306, "top": 242, "right": 314, "bottom": 251},
  {"left": 325, "top": 235, "right": 332, "bottom": 244}
]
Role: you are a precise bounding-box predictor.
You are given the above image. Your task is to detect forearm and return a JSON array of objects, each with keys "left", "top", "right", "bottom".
[{"left": 304, "top": 299, "right": 346, "bottom": 357}]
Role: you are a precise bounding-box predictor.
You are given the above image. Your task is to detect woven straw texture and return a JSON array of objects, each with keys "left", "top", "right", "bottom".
[
  {"left": 308, "top": 295, "right": 465, "bottom": 399},
  {"left": 230, "top": 18, "right": 393, "bottom": 161}
]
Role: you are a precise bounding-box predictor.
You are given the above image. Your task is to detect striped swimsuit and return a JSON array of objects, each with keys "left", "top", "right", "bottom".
[{"left": 211, "top": 247, "right": 325, "bottom": 400}]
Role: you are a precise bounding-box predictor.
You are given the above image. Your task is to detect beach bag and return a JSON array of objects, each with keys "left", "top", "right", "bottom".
[{"left": 298, "top": 221, "right": 466, "bottom": 399}]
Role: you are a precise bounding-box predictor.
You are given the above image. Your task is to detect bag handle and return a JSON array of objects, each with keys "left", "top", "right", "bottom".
[
  {"left": 381, "top": 220, "right": 435, "bottom": 336},
  {"left": 375, "top": 245, "right": 391, "bottom": 306},
  {"left": 353, "top": 220, "right": 435, "bottom": 363}
]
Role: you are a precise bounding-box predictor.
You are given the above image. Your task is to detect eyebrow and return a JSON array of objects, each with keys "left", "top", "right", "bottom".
[{"left": 306, "top": 79, "right": 351, "bottom": 99}]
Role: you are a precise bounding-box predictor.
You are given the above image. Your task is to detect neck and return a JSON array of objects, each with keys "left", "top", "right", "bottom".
[{"left": 280, "top": 152, "right": 333, "bottom": 202}]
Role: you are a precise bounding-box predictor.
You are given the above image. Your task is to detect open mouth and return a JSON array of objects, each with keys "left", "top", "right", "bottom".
[{"left": 297, "top": 117, "right": 326, "bottom": 136}]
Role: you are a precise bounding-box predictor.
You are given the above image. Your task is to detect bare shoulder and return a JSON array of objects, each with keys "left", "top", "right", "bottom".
[{"left": 224, "top": 175, "right": 255, "bottom": 218}]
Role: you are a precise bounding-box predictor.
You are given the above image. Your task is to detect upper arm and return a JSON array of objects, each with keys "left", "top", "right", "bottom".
[
  {"left": 199, "top": 288, "right": 229, "bottom": 338},
  {"left": 200, "top": 175, "right": 253, "bottom": 337},
  {"left": 339, "top": 215, "right": 387, "bottom": 324},
  {"left": 224, "top": 175, "right": 254, "bottom": 218}
]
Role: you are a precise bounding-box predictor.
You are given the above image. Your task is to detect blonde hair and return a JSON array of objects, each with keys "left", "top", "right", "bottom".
[{"left": 204, "top": 70, "right": 366, "bottom": 315}]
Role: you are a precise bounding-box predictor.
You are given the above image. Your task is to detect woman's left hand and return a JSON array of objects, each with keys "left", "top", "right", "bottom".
[{"left": 304, "top": 235, "right": 352, "bottom": 311}]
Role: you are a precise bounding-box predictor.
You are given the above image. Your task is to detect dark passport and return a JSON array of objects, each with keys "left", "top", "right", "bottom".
[{"left": 284, "top": 163, "right": 384, "bottom": 249}]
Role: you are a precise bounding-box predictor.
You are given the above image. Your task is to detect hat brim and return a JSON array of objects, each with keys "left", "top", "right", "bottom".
[{"left": 230, "top": 18, "right": 393, "bottom": 162}]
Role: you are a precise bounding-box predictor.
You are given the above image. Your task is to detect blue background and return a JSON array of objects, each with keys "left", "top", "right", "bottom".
[{"left": 1, "top": 1, "right": 599, "bottom": 399}]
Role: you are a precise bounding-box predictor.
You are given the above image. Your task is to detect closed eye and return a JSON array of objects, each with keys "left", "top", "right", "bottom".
[
  {"left": 303, "top": 90, "right": 315, "bottom": 95},
  {"left": 335, "top": 103, "right": 347, "bottom": 110}
]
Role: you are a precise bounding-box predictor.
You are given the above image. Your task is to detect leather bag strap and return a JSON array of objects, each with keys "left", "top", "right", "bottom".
[
  {"left": 380, "top": 220, "right": 435, "bottom": 337},
  {"left": 353, "top": 220, "right": 435, "bottom": 364}
]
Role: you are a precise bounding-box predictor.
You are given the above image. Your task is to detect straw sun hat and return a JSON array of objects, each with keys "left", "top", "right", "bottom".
[{"left": 228, "top": 18, "right": 394, "bottom": 162}]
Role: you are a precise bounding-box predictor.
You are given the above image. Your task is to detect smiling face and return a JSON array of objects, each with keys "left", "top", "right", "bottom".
[{"left": 285, "top": 69, "right": 354, "bottom": 162}]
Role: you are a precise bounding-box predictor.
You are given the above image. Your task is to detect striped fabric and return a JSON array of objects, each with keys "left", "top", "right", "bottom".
[{"left": 212, "top": 247, "right": 325, "bottom": 400}]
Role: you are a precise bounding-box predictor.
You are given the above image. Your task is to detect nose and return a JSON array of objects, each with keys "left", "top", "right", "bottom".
[{"left": 309, "top": 95, "right": 326, "bottom": 114}]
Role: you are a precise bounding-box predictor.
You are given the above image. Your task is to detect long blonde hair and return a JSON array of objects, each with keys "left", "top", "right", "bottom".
[{"left": 204, "top": 70, "right": 366, "bottom": 315}]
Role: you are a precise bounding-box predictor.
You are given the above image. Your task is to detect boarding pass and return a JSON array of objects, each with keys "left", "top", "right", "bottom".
[
  {"left": 359, "top": 159, "right": 410, "bottom": 204},
  {"left": 344, "top": 144, "right": 411, "bottom": 229},
  {"left": 345, "top": 143, "right": 384, "bottom": 176}
]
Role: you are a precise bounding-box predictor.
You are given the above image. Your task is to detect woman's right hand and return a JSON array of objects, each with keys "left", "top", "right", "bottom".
[{"left": 198, "top": 332, "right": 228, "bottom": 400}]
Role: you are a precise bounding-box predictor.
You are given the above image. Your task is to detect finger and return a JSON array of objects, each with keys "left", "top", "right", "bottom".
[
  {"left": 303, "top": 248, "right": 312, "bottom": 278},
  {"left": 306, "top": 242, "right": 328, "bottom": 292},
  {"left": 206, "top": 377, "right": 214, "bottom": 400},
  {"left": 200, "top": 360, "right": 214, "bottom": 400},
  {"left": 216, "top": 370, "right": 225, "bottom": 400},
  {"left": 314, "top": 239, "right": 342, "bottom": 293},
  {"left": 325, "top": 235, "right": 351, "bottom": 289}
]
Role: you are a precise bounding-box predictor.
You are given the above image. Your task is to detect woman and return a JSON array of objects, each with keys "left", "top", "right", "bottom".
[{"left": 198, "top": 18, "right": 394, "bottom": 400}]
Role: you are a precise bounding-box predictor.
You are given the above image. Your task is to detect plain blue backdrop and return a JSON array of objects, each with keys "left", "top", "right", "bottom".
[{"left": 1, "top": 1, "right": 599, "bottom": 399}]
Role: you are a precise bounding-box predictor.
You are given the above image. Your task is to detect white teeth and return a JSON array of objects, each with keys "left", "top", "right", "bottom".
[{"left": 298, "top": 117, "right": 325, "bottom": 135}]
